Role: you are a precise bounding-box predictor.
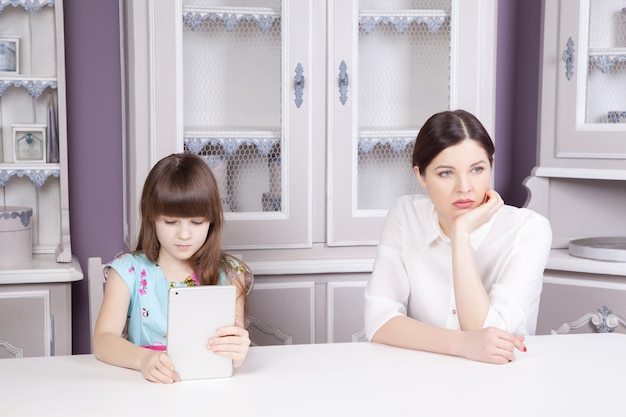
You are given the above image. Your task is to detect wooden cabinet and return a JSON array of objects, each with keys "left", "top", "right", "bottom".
[
  {"left": 0, "top": 273, "right": 80, "bottom": 358},
  {"left": 0, "top": 0, "right": 74, "bottom": 261},
  {"left": 537, "top": 269, "right": 626, "bottom": 335},
  {"left": 0, "top": 0, "right": 81, "bottom": 357},
  {"left": 328, "top": 0, "right": 496, "bottom": 245},
  {"left": 121, "top": 0, "right": 496, "bottom": 345},
  {"left": 528, "top": 0, "right": 626, "bottom": 335},
  {"left": 247, "top": 273, "right": 367, "bottom": 345},
  {"left": 122, "top": 0, "right": 497, "bottom": 251}
]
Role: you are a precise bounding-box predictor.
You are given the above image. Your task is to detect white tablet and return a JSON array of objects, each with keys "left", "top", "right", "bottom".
[{"left": 166, "top": 285, "right": 236, "bottom": 380}]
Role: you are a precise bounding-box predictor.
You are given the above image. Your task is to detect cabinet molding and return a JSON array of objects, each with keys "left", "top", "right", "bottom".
[
  {"left": 551, "top": 305, "right": 626, "bottom": 334},
  {"left": 247, "top": 281, "right": 315, "bottom": 345},
  {"left": 247, "top": 315, "right": 293, "bottom": 346},
  {"left": 0, "top": 339, "right": 23, "bottom": 358}
]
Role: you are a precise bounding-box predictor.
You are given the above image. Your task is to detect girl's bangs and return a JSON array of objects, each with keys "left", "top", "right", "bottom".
[{"left": 154, "top": 186, "right": 212, "bottom": 220}]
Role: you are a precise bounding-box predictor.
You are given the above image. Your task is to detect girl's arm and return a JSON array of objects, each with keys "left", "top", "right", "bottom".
[
  {"left": 372, "top": 315, "right": 526, "bottom": 364},
  {"left": 93, "top": 270, "right": 180, "bottom": 383},
  {"left": 208, "top": 270, "right": 251, "bottom": 367}
]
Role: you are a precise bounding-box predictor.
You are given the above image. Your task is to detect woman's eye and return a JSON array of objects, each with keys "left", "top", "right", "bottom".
[
  {"left": 438, "top": 170, "right": 452, "bottom": 178},
  {"left": 192, "top": 220, "right": 205, "bottom": 225},
  {"left": 472, "top": 166, "right": 485, "bottom": 174},
  {"left": 164, "top": 220, "right": 176, "bottom": 225}
]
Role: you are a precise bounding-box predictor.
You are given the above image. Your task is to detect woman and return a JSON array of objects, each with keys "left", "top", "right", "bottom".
[{"left": 364, "top": 110, "right": 551, "bottom": 364}]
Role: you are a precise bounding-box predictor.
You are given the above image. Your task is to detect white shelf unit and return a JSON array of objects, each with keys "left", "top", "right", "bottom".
[
  {"left": 0, "top": 0, "right": 81, "bottom": 358},
  {"left": 0, "top": 0, "right": 73, "bottom": 262}
]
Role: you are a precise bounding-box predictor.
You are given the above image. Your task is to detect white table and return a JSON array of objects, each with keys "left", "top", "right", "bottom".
[{"left": 0, "top": 333, "right": 624, "bottom": 417}]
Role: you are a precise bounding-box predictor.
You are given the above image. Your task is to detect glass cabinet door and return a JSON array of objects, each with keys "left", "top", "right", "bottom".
[
  {"left": 181, "top": 0, "right": 313, "bottom": 249},
  {"left": 556, "top": 0, "right": 626, "bottom": 158},
  {"left": 328, "top": 0, "right": 496, "bottom": 245}
]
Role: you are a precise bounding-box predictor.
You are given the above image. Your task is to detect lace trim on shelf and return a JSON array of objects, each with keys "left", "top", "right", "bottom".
[
  {"left": 608, "top": 111, "right": 626, "bottom": 123},
  {"left": 588, "top": 54, "right": 626, "bottom": 73},
  {"left": 184, "top": 137, "right": 280, "bottom": 157},
  {"left": 0, "top": 79, "right": 57, "bottom": 98},
  {"left": 0, "top": 167, "right": 59, "bottom": 188},
  {"left": 183, "top": 10, "right": 280, "bottom": 33},
  {"left": 0, "top": 0, "right": 53, "bottom": 14},
  {"left": 358, "top": 137, "right": 415, "bottom": 154},
  {"left": 359, "top": 15, "right": 449, "bottom": 34}
]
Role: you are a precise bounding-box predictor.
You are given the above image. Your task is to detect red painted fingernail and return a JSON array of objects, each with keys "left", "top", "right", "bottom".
[{"left": 523, "top": 346, "right": 527, "bottom": 352}]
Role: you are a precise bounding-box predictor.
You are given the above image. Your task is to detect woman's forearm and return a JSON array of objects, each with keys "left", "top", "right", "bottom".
[
  {"left": 451, "top": 232, "right": 490, "bottom": 330},
  {"left": 371, "top": 315, "right": 464, "bottom": 357}
]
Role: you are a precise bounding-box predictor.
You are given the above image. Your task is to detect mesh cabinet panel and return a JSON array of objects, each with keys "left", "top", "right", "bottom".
[
  {"left": 182, "top": 1, "right": 282, "bottom": 213},
  {"left": 357, "top": 0, "right": 449, "bottom": 209},
  {"left": 586, "top": 1, "right": 626, "bottom": 124}
]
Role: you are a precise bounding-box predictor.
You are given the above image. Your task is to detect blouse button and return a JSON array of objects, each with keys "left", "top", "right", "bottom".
[{"left": 452, "top": 309, "right": 457, "bottom": 315}]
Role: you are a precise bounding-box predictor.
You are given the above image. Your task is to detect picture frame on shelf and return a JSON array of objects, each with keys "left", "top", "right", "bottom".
[
  {"left": 13, "top": 124, "right": 47, "bottom": 163},
  {"left": 0, "top": 36, "right": 20, "bottom": 75}
]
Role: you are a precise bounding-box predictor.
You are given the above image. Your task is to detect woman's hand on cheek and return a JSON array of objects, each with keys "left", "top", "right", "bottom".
[
  {"left": 208, "top": 321, "right": 251, "bottom": 368},
  {"left": 453, "top": 189, "right": 503, "bottom": 236}
]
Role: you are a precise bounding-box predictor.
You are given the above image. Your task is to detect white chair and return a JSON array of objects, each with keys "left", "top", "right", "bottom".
[{"left": 88, "top": 257, "right": 105, "bottom": 351}]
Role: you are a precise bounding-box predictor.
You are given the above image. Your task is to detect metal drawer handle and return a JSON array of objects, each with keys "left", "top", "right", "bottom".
[
  {"left": 294, "top": 63, "right": 304, "bottom": 108},
  {"left": 339, "top": 60, "right": 349, "bottom": 105},
  {"left": 562, "top": 37, "right": 574, "bottom": 81}
]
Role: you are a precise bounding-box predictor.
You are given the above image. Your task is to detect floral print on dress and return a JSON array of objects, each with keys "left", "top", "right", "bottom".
[
  {"left": 168, "top": 272, "right": 200, "bottom": 289},
  {"left": 223, "top": 256, "right": 254, "bottom": 294},
  {"left": 138, "top": 269, "right": 148, "bottom": 296}
]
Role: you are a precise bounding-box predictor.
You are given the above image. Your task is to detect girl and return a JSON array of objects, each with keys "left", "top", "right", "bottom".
[
  {"left": 94, "top": 153, "right": 253, "bottom": 383},
  {"left": 364, "top": 110, "right": 552, "bottom": 364}
]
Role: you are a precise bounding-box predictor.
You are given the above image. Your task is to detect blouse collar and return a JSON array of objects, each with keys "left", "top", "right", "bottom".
[{"left": 426, "top": 201, "right": 495, "bottom": 249}]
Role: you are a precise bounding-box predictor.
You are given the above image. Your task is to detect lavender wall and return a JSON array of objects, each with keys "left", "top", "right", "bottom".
[
  {"left": 64, "top": 0, "right": 125, "bottom": 354},
  {"left": 64, "top": 1, "right": 544, "bottom": 354},
  {"left": 494, "top": 0, "right": 543, "bottom": 208}
]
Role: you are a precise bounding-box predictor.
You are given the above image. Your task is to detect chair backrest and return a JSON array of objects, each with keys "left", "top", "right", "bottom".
[{"left": 88, "top": 257, "right": 104, "bottom": 352}]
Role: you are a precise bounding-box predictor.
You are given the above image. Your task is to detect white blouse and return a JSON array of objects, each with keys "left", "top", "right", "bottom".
[{"left": 364, "top": 194, "right": 552, "bottom": 340}]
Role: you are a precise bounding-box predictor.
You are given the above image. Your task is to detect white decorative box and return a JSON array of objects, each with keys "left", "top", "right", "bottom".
[{"left": 0, "top": 206, "right": 33, "bottom": 267}]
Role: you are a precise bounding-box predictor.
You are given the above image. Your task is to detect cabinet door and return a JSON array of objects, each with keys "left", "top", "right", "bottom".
[
  {"left": 537, "top": 273, "right": 626, "bottom": 335},
  {"left": 326, "top": 280, "right": 366, "bottom": 343},
  {"left": 327, "top": 0, "right": 496, "bottom": 245},
  {"left": 0, "top": 289, "right": 51, "bottom": 357},
  {"left": 124, "top": 0, "right": 313, "bottom": 250},
  {"left": 246, "top": 281, "right": 316, "bottom": 345},
  {"left": 553, "top": 0, "right": 626, "bottom": 159}
]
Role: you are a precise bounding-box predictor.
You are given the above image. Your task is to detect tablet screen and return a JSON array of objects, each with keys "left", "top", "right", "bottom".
[{"left": 166, "top": 285, "right": 236, "bottom": 380}]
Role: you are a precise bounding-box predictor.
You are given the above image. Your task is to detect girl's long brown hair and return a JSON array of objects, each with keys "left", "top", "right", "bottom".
[{"left": 135, "top": 153, "right": 250, "bottom": 312}]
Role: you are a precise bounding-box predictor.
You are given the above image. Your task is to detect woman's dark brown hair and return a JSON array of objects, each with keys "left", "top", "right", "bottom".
[
  {"left": 135, "top": 153, "right": 250, "bottom": 311},
  {"left": 412, "top": 109, "right": 495, "bottom": 175}
]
